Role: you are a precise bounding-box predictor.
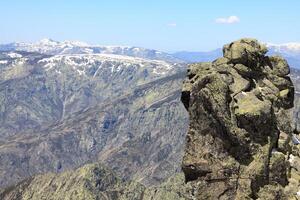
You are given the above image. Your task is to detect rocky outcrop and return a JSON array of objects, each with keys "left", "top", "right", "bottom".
[{"left": 181, "top": 38, "right": 300, "bottom": 199}]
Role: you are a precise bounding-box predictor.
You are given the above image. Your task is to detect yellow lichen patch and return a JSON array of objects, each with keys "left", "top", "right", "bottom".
[
  {"left": 235, "top": 92, "right": 271, "bottom": 116},
  {"left": 279, "top": 89, "right": 290, "bottom": 98}
]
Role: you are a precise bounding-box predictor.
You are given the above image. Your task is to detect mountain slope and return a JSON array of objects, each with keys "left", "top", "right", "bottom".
[
  {"left": 0, "top": 161, "right": 192, "bottom": 200},
  {"left": 0, "top": 48, "right": 188, "bottom": 188},
  {"left": 0, "top": 163, "right": 146, "bottom": 200}
]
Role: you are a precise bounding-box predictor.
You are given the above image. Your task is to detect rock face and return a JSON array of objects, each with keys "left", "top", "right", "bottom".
[{"left": 181, "top": 38, "right": 299, "bottom": 199}]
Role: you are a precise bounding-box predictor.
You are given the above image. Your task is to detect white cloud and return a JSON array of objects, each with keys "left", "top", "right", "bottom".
[
  {"left": 215, "top": 16, "right": 240, "bottom": 24},
  {"left": 167, "top": 23, "right": 177, "bottom": 27}
]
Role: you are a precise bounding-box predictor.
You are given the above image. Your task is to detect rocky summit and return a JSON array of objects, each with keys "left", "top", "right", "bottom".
[
  {"left": 2, "top": 38, "right": 300, "bottom": 200},
  {"left": 181, "top": 38, "right": 300, "bottom": 199}
]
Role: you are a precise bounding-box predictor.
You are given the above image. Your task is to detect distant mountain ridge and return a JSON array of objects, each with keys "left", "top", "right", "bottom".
[
  {"left": 2, "top": 39, "right": 299, "bottom": 67},
  {"left": 0, "top": 38, "right": 181, "bottom": 63},
  {"left": 267, "top": 42, "right": 300, "bottom": 55},
  {"left": 172, "top": 48, "right": 222, "bottom": 63},
  {"left": 267, "top": 43, "right": 300, "bottom": 68},
  {"left": 171, "top": 42, "right": 300, "bottom": 69}
]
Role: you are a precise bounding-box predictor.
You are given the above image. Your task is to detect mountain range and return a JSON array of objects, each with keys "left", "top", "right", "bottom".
[
  {"left": 0, "top": 39, "right": 300, "bottom": 193},
  {"left": 0, "top": 38, "right": 181, "bottom": 63},
  {"left": 2, "top": 39, "right": 300, "bottom": 67},
  {"left": 0, "top": 39, "right": 188, "bottom": 189},
  {"left": 1, "top": 38, "right": 300, "bottom": 199}
]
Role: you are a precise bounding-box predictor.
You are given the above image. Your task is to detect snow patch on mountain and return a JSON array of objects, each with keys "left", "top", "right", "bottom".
[
  {"left": 0, "top": 39, "right": 180, "bottom": 63},
  {"left": 38, "top": 54, "right": 176, "bottom": 76},
  {"left": 6, "top": 52, "right": 22, "bottom": 58},
  {"left": 267, "top": 42, "right": 300, "bottom": 54}
]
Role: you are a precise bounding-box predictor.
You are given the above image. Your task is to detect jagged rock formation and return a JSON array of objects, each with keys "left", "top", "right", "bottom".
[{"left": 181, "top": 38, "right": 300, "bottom": 199}]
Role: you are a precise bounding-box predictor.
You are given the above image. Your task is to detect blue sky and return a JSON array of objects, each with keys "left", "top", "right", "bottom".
[{"left": 0, "top": 0, "right": 300, "bottom": 51}]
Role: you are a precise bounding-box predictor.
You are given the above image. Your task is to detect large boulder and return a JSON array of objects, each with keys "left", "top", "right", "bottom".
[{"left": 223, "top": 38, "right": 268, "bottom": 67}]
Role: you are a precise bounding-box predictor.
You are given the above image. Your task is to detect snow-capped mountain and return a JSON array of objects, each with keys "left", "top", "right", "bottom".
[
  {"left": 266, "top": 43, "right": 300, "bottom": 68},
  {"left": 38, "top": 53, "right": 178, "bottom": 76},
  {"left": 0, "top": 38, "right": 181, "bottom": 62},
  {"left": 267, "top": 42, "right": 300, "bottom": 56}
]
